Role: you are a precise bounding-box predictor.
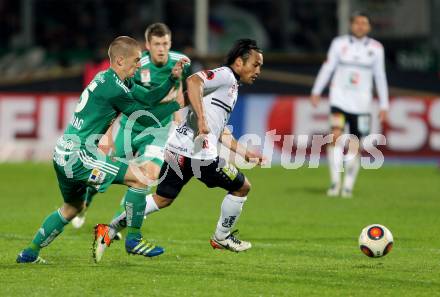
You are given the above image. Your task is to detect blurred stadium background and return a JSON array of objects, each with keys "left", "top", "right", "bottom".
[
  {"left": 0, "top": 0, "right": 439, "bottom": 162},
  {"left": 0, "top": 0, "right": 440, "bottom": 161}
]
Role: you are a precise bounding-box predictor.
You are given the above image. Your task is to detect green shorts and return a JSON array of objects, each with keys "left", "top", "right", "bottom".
[
  {"left": 53, "top": 149, "right": 128, "bottom": 203},
  {"left": 113, "top": 121, "right": 171, "bottom": 167}
]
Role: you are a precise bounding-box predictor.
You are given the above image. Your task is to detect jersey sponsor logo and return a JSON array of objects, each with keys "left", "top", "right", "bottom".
[
  {"left": 204, "top": 70, "right": 215, "bottom": 80},
  {"left": 141, "top": 69, "right": 151, "bottom": 85},
  {"left": 88, "top": 168, "right": 106, "bottom": 187},
  {"left": 202, "top": 138, "right": 209, "bottom": 149},
  {"left": 349, "top": 72, "right": 360, "bottom": 85}
]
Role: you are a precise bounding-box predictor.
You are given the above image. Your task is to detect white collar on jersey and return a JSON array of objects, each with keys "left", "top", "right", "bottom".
[{"left": 349, "top": 35, "right": 370, "bottom": 46}]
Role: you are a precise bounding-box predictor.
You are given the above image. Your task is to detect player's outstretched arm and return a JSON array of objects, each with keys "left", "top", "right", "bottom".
[
  {"left": 310, "top": 39, "right": 339, "bottom": 107},
  {"left": 130, "top": 58, "right": 189, "bottom": 107},
  {"left": 111, "top": 92, "right": 180, "bottom": 128},
  {"left": 186, "top": 74, "right": 209, "bottom": 135},
  {"left": 220, "top": 126, "right": 265, "bottom": 165},
  {"left": 130, "top": 77, "right": 176, "bottom": 107},
  {"left": 373, "top": 45, "right": 389, "bottom": 124}
]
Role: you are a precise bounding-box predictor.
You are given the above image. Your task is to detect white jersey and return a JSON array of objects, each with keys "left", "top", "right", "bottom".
[
  {"left": 167, "top": 66, "right": 239, "bottom": 159},
  {"left": 311, "top": 35, "right": 389, "bottom": 114}
]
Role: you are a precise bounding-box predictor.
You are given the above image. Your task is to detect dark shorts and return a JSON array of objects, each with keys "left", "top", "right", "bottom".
[
  {"left": 330, "top": 106, "right": 371, "bottom": 138},
  {"left": 156, "top": 150, "right": 246, "bottom": 199}
]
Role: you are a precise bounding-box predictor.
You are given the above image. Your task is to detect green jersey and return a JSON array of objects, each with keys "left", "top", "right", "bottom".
[
  {"left": 120, "top": 50, "right": 191, "bottom": 134},
  {"left": 57, "top": 67, "right": 179, "bottom": 153}
]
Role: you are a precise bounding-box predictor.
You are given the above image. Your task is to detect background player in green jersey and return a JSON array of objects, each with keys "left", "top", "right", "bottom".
[
  {"left": 72, "top": 23, "right": 191, "bottom": 230},
  {"left": 16, "top": 36, "right": 188, "bottom": 264},
  {"left": 116, "top": 22, "right": 191, "bottom": 176}
]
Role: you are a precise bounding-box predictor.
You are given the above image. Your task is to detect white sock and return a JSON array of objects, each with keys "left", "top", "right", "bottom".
[
  {"left": 327, "top": 145, "right": 343, "bottom": 186},
  {"left": 214, "top": 194, "right": 247, "bottom": 240},
  {"left": 343, "top": 153, "right": 360, "bottom": 191},
  {"left": 144, "top": 194, "right": 159, "bottom": 217}
]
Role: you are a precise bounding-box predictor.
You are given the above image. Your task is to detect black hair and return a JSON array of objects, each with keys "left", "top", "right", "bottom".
[
  {"left": 350, "top": 11, "right": 371, "bottom": 23},
  {"left": 225, "top": 39, "right": 262, "bottom": 66}
]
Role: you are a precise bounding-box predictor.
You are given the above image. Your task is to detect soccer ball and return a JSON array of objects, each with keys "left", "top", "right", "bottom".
[{"left": 359, "top": 224, "right": 393, "bottom": 258}]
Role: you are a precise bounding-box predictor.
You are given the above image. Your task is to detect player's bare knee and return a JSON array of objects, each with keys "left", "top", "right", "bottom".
[
  {"left": 141, "top": 162, "right": 160, "bottom": 184},
  {"left": 331, "top": 128, "right": 343, "bottom": 145},
  {"left": 133, "top": 180, "right": 146, "bottom": 189},
  {"left": 234, "top": 178, "right": 251, "bottom": 196},
  {"left": 153, "top": 193, "right": 174, "bottom": 209},
  {"left": 62, "top": 202, "right": 83, "bottom": 220},
  {"left": 126, "top": 178, "right": 146, "bottom": 189}
]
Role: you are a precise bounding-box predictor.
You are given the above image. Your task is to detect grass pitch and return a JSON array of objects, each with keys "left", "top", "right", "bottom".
[{"left": 0, "top": 163, "right": 439, "bottom": 296}]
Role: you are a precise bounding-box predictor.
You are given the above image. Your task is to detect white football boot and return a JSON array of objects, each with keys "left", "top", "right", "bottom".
[
  {"left": 341, "top": 188, "right": 353, "bottom": 198},
  {"left": 326, "top": 183, "right": 341, "bottom": 197},
  {"left": 210, "top": 230, "right": 252, "bottom": 252}
]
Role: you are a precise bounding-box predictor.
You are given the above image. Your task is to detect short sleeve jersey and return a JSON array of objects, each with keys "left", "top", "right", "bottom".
[
  {"left": 166, "top": 66, "right": 239, "bottom": 159},
  {"left": 120, "top": 50, "right": 191, "bottom": 133}
]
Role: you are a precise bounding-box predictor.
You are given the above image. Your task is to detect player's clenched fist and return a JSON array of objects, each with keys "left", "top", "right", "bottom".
[{"left": 171, "top": 57, "right": 191, "bottom": 79}]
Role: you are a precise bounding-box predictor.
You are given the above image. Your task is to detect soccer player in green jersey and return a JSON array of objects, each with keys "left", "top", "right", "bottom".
[
  {"left": 71, "top": 23, "right": 191, "bottom": 230},
  {"left": 16, "top": 36, "right": 188, "bottom": 264}
]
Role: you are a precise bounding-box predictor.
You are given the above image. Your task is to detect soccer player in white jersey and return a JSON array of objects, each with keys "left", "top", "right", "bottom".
[
  {"left": 311, "top": 12, "right": 389, "bottom": 197},
  {"left": 93, "top": 39, "right": 263, "bottom": 259}
]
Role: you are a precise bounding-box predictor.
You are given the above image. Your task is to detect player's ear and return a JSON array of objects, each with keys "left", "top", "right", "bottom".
[
  {"left": 236, "top": 57, "right": 244, "bottom": 68},
  {"left": 116, "top": 55, "right": 124, "bottom": 66}
]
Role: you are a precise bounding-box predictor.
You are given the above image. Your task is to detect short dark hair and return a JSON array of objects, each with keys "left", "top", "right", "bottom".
[
  {"left": 350, "top": 11, "right": 371, "bottom": 23},
  {"left": 225, "top": 39, "right": 262, "bottom": 66},
  {"left": 145, "top": 23, "right": 172, "bottom": 42}
]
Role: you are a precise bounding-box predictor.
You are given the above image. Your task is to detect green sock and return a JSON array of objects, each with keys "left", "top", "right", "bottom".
[
  {"left": 112, "top": 195, "right": 127, "bottom": 222},
  {"left": 110, "top": 186, "right": 151, "bottom": 229},
  {"left": 109, "top": 195, "right": 127, "bottom": 232},
  {"left": 28, "top": 209, "right": 69, "bottom": 253},
  {"left": 125, "top": 187, "right": 147, "bottom": 240}
]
